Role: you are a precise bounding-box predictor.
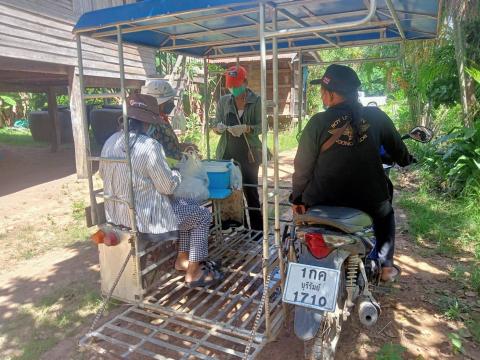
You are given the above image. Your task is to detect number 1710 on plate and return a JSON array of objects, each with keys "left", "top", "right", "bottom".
[{"left": 282, "top": 263, "right": 341, "bottom": 313}]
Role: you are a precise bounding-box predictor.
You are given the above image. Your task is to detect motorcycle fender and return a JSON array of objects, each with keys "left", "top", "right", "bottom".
[{"left": 293, "top": 249, "right": 350, "bottom": 341}]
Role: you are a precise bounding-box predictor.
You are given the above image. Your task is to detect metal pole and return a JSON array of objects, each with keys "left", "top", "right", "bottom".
[
  {"left": 259, "top": 2, "right": 271, "bottom": 339},
  {"left": 385, "top": 0, "right": 406, "bottom": 39},
  {"left": 271, "top": 5, "right": 287, "bottom": 323},
  {"left": 203, "top": 58, "right": 210, "bottom": 160},
  {"left": 76, "top": 35, "right": 97, "bottom": 226},
  {"left": 117, "top": 26, "right": 142, "bottom": 303},
  {"left": 264, "top": 0, "right": 377, "bottom": 38},
  {"left": 297, "top": 51, "right": 303, "bottom": 134}
]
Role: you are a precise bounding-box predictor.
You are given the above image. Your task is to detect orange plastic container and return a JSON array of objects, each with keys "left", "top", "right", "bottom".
[{"left": 91, "top": 230, "right": 105, "bottom": 245}]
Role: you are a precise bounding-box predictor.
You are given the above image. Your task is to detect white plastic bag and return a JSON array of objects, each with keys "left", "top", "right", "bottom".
[
  {"left": 230, "top": 162, "right": 243, "bottom": 190},
  {"left": 174, "top": 177, "right": 209, "bottom": 201},
  {"left": 174, "top": 153, "right": 209, "bottom": 201}
]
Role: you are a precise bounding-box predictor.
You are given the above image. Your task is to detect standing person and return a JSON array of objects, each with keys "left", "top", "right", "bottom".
[
  {"left": 100, "top": 94, "right": 223, "bottom": 288},
  {"left": 290, "top": 64, "right": 415, "bottom": 282},
  {"left": 212, "top": 65, "right": 264, "bottom": 231}
]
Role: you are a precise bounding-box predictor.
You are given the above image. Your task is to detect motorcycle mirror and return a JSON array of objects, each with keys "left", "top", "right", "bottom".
[{"left": 408, "top": 126, "right": 433, "bottom": 143}]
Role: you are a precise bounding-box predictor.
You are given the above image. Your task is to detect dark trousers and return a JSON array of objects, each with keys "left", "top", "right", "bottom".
[
  {"left": 223, "top": 155, "right": 263, "bottom": 231},
  {"left": 240, "top": 160, "right": 263, "bottom": 231},
  {"left": 370, "top": 201, "right": 395, "bottom": 267}
]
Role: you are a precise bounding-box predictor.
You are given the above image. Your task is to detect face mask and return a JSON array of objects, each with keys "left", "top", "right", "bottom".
[
  {"left": 162, "top": 100, "right": 175, "bottom": 115},
  {"left": 230, "top": 86, "right": 246, "bottom": 97}
]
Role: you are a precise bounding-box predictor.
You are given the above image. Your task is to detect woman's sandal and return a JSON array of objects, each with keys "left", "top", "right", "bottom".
[
  {"left": 175, "top": 259, "right": 222, "bottom": 273},
  {"left": 185, "top": 267, "right": 224, "bottom": 288},
  {"left": 381, "top": 264, "right": 402, "bottom": 283}
]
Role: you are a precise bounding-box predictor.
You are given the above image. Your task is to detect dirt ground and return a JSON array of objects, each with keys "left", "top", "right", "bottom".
[{"left": 1, "top": 144, "right": 479, "bottom": 359}]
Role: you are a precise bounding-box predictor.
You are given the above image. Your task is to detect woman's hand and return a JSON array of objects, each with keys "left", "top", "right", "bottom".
[{"left": 213, "top": 123, "right": 227, "bottom": 134}]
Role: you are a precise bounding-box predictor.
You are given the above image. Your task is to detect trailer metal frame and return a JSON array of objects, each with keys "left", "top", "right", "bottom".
[{"left": 73, "top": 1, "right": 441, "bottom": 358}]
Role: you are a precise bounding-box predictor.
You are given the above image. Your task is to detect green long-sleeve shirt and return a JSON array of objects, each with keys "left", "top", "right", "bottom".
[{"left": 212, "top": 89, "right": 262, "bottom": 160}]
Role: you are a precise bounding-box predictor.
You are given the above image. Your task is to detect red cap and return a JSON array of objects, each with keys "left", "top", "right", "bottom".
[{"left": 225, "top": 65, "right": 247, "bottom": 88}]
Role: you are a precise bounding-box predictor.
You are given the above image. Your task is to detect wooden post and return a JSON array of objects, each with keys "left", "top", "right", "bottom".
[
  {"left": 47, "top": 87, "right": 60, "bottom": 152},
  {"left": 68, "top": 68, "right": 88, "bottom": 178}
]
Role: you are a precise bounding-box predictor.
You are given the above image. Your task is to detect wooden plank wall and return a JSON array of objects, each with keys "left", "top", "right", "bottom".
[
  {"left": 73, "top": 0, "right": 136, "bottom": 20},
  {"left": 241, "top": 59, "right": 294, "bottom": 116},
  {"left": 0, "top": 0, "right": 73, "bottom": 22},
  {"left": 0, "top": 0, "right": 156, "bottom": 80}
]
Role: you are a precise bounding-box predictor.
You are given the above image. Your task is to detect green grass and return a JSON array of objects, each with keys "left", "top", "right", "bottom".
[
  {"left": 1, "top": 283, "right": 114, "bottom": 360},
  {"left": 0, "top": 127, "right": 48, "bottom": 147},
  {"left": 396, "top": 171, "right": 480, "bottom": 259},
  {"left": 267, "top": 127, "right": 301, "bottom": 153},
  {"left": 375, "top": 343, "right": 406, "bottom": 360},
  {"left": 190, "top": 128, "right": 301, "bottom": 159}
]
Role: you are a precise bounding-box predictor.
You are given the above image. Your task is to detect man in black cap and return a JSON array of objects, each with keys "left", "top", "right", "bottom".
[{"left": 291, "top": 64, "right": 414, "bottom": 282}]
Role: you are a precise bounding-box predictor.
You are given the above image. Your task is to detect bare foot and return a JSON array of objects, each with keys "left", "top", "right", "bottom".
[
  {"left": 175, "top": 252, "right": 189, "bottom": 272},
  {"left": 381, "top": 266, "right": 400, "bottom": 282}
]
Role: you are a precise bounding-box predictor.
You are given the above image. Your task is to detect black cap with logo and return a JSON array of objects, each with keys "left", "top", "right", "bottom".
[{"left": 310, "top": 64, "right": 361, "bottom": 93}]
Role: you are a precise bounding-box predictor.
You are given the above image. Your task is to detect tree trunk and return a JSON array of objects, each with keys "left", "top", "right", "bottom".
[{"left": 452, "top": 0, "right": 477, "bottom": 127}]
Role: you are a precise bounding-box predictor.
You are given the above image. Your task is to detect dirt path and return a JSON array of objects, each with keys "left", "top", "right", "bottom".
[
  {"left": 1, "top": 145, "right": 479, "bottom": 359},
  {"left": 258, "top": 205, "right": 480, "bottom": 360}
]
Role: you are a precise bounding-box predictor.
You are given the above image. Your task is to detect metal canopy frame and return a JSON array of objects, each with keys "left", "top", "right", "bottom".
[
  {"left": 74, "top": 0, "right": 441, "bottom": 58},
  {"left": 74, "top": 0, "right": 441, "bottom": 358}
]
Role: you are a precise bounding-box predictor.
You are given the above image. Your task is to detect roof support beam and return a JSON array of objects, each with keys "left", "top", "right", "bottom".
[
  {"left": 161, "top": 20, "right": 393, "bottom": 52},
  {"left": 91, "top": 8, "right": 259, "bottom": 39},
  {"left": 206, "top": 38, "right": 401, "bottom": 59},
  {"left": 302, "top": 56, "right": 400, "bottom": 67},
  {"left": 274, "top": 7, "right": 339, "bottom": 47},
  {"left": 169, "top": 9, "right": 376, "bottom": 42},
  {"left": 264, "top": 0, "right": 377, "bottom": 39},
  {"left": 385, "top": 0, "right": 406, "bottom": 39}
]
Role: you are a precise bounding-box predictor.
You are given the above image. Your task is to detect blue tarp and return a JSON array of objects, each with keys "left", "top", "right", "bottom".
[{"left": 74, "top": 0, "right": 441, "bottom": 58}]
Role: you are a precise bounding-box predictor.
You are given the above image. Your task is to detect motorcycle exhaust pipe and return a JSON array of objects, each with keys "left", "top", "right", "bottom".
[{"left": 358, "top": 297, "right": 379, "bottom": 327}]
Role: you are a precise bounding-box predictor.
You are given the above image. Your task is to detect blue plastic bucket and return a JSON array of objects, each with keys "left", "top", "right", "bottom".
[{"left": 203, "top": 161, "right": 231, "bottom": 189}]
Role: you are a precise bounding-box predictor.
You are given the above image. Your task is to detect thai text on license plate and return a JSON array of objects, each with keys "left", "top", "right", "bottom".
[{"left": 282, "top": 263, "right": 340, "bottom": 312}]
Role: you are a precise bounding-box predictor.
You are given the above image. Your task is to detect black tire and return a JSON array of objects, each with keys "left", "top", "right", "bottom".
[{"left": 304, "top": 267, "right": 346, "bottom": 360}]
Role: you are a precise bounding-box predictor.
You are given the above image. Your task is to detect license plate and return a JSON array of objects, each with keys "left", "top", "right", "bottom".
[{"left": 282, "top": 263, "right": 340, "bottom": 312}]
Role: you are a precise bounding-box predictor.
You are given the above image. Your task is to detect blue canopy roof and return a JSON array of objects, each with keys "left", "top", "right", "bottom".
[{"left": 74, "top": 0, "right": 442, "bottom": 58}]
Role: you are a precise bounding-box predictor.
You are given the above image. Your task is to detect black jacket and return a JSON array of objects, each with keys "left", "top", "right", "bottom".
[{"left": 291, "top": 103, "right": 411, "bottom": 215}]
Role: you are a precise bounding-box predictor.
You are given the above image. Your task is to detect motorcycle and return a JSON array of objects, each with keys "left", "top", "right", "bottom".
[{"left": 282, "top": 126, "right": 433, "bottom": 360}]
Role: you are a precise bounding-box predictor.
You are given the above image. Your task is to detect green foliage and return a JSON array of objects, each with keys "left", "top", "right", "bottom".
[
  {"left": 418, "top": 121, "right": 480, "bottom": 195},
  {"left": 419, "top": 45, "right": 459, "bottom": 109},
  {"left": 448, "top": 332, "right": 464, "bottom": 354},
  {"left": 179, "top": 113, "right": 203, "bottom": 145},
  {"left": 0, "top": 94, "right": 17, "bottom": 108},
  {"left": 397, "top": 170, "right": 480, "bottom": 258},
  {"left": 471, "top": 266, "right": 480, "bottom": 293},
  {"left": 0, "top": 128, "right": 47, "bottom": 147},
  {"left": 305, "top": 44, "right": 400, "bottom": 114},
  {"left": 155, "top": 51, "right": 178, "bottom": 76},
  {"left": 375, "top": 343, "right": 406, "bottom": 360},
  {"left": 467, "top": 318, "right": 480, "bottom": 343}
]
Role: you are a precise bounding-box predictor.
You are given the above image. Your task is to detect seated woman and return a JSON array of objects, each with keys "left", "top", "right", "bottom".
[{"left": 100, "top": 94, "right": 223, "bottom": 288}]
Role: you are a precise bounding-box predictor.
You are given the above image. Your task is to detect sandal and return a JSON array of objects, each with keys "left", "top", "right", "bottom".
[
  {"left": 185, "top": 267, "right": 224, "bottom": 288},
  {"left": 381, "top": 264, "right": 401, "bottom": 283},
  {"left": 175, "top": 259, "right": 221, "bottom": 273}
]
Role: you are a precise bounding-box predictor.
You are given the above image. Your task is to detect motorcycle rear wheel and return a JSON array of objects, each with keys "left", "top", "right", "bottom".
[{"left": 304, "top": 269, "right": 346, "bottom": 360}]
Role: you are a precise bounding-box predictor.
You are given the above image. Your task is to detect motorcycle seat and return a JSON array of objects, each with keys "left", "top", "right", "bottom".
[{"left": 295, "top": 206, "right": 373, "bottom": 234}]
